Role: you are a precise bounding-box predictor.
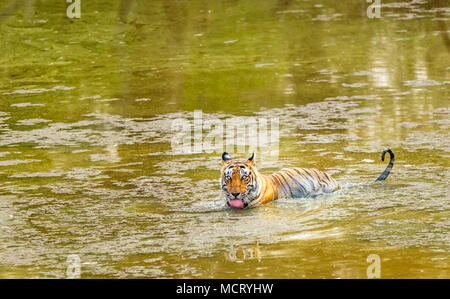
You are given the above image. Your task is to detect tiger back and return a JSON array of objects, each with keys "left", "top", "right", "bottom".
[{"left": 266, "top": 167, "right": 340, "bottom": 199}]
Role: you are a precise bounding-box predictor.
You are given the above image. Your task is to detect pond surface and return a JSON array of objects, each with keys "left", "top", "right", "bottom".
[{"left": 0, "top": 0, "right": 449, "bottom": 278}]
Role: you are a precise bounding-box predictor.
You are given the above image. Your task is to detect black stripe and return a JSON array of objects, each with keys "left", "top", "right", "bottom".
[
  {"left": 323, "top": 172, "right": 331, "bottom": 183},
  {"left": 278, "top": 172, "right": 296, "bottom": 197},
  {"left": 284, "top": 171, "right": 307, "bottom": 197},
  {"left": 294, "top": 168, "right": 316, "bottom": 191},
  {"left": 273, "top": 173, "right": 290, "bottom": 197}
]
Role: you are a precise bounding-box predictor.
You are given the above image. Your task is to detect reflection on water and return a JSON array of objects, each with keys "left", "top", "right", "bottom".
[
  {"left": 0, "top": 0, "right": 449, "bottom": 278},
  {"left": 225, "top": 242, "right": 261, "bottom": 263}
]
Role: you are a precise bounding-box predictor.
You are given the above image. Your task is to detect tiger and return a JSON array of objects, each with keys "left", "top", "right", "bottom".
[{"left": 220, "top": 149, "right": 395, "bottom": 209}]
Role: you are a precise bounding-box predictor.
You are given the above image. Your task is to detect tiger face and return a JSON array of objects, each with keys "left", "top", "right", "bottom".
[{"left": 220, "top": 152, "right": 259, "bottom": 209}]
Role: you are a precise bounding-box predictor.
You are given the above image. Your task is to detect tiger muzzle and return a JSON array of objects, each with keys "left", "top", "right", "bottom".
[{"left": 227, "top": 192, "right": 247, "bottom": 209}]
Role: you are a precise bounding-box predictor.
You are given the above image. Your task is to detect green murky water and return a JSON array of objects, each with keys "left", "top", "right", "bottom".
[{"left": 0, "top": 0, "right": 449, "bottom": 278}]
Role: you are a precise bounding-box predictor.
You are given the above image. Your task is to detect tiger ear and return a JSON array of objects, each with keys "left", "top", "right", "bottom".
[
  {"left": 247, "top": 152, "right": 255, "bottom": 167},
  {"left": 222, "top": 152, "right": 231, "bottom": 166}
]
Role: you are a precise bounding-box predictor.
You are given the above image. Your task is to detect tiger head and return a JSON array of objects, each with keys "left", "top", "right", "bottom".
[{"left": 220, "top": 152, "right": 260, "bottom": 209}]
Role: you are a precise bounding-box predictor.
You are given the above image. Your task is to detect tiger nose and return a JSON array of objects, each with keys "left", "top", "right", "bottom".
[{"left": 231, "top": 192, "right": 240, "bottom": 198}]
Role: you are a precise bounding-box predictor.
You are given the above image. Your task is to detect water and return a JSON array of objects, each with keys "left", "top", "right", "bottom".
[{"left": 0, "top": 0, "right": 449, "bottom": 278}]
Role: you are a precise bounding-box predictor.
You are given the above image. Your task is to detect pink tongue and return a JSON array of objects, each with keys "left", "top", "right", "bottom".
[{"left": 230, "top": 199, "right": 244, "bottom": 208}]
